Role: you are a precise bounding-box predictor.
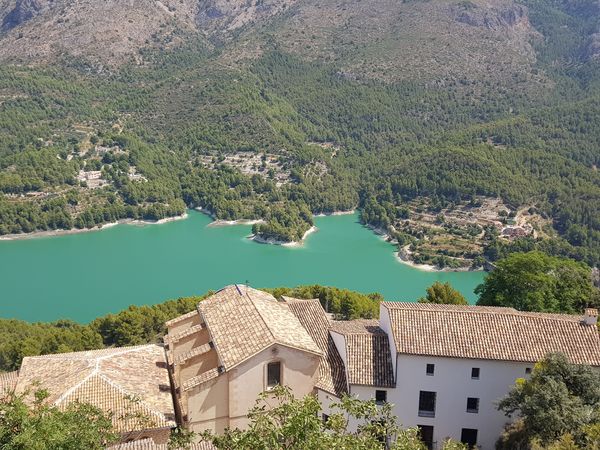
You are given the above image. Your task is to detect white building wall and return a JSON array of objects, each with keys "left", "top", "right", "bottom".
[
  {"left": 319, "top": 355, "right": 527, "bottom": 450},
  {"left": 317, "top": 389, "right": 340, "bottom": 417},
  {"left": 330, "top": 331, "right": 348, "bottom": 367},
  {"left": 318, "top": 386, "right": 379, "bottom": 432},
  {"left": 388, "top": 355, "right": 532, "bottom": 450}
]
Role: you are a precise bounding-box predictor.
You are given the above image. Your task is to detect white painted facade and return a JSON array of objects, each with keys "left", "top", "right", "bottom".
[
  {"left": 326, "top": 355, "right": 533, "bottom": 450},
  {"left": 323, "top": 350, "right": 532, "bottom": 449},
  {"left": 322, "top": 304, "right": 537, "bottom": 449},
  {"left": 389, "top": 355, "right": 530, "bottom": 449},
  {"left": 165, "top": 288, "right": 599, "bottom": 449}
]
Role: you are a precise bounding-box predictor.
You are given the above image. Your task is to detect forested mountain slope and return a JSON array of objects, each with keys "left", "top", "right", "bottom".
[{"left": 0, "top": 0, "right": 598, "bottom": 265}]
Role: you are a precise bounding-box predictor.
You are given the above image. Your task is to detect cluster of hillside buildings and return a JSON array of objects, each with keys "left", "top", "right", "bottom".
[{"left": 1, "top": 284, "right": 599, "bottom": 449}]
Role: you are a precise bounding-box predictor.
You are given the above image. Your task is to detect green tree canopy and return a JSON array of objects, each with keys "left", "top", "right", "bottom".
[
  {"left": 202, "top": 385, "right": 466, "bottom": 450},
  {"left": 0, "top": 389, "right": 118, "bottom": 450},
  {"left": 497, "top": 353, "right": 600, "bottom": 448},
  {"left": 418, "top": 282, "right": 468, "bottom": 305},
  {"left": 475, "top": 251, "right": 596, "bottom": 313}
]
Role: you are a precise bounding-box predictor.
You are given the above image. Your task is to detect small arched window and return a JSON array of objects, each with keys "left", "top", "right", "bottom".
[{"left": 267, "top": 361, "right": 282, "bottom": 388}]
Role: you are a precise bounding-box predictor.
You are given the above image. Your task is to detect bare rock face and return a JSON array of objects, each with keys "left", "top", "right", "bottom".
[
  {"left": 451, "top": 1, "right": 529, "bottom": 31},
  {"left": 1, "top": 0, "right": 53, "bottom": 32},
  {"left": 196, "top": 0, "right": 296, "bottom": 34},
  {"left": 0, "top": 0, "right": 203, "bottom": 65}
]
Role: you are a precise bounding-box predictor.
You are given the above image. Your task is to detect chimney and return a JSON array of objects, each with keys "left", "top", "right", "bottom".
[{"left": 583, "top": 308, "right": 598, "bottom": 326}]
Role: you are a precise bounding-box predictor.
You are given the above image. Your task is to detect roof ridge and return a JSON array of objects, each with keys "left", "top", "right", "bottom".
[
  {"left": 282, "top": 296, "right": 320, "bottom": 303},
  {"left": 245, "top": 290, "right": 277, "bottom": 344},
  {"left": 95, "top": 373, "right": 170, "bottom": 423},
  {"left": 507, "top": 311, "right": 582, "bottom": 322},
  {"left": 384, "top": 303, "right": 582, "bottom": 322},
  {"left": 54, "top": 359, "right": 99, "bottom": 405},
  {"left": 26, "top": 345, "right": 154, "bottom": 361},
  {"left": 96, "top": 345, "right": 154, "bottom": 361}
]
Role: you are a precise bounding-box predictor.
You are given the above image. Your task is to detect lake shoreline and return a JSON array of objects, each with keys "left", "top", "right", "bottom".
[
  {"left": 315, "top": 209, "right": 356, "bottom": 217},
  {"left": 396, "top": 244, "right": 483, "bottom": 273},
  {"left": 0, "top": 210, "right": 485, "bottom": 322},
  {"left": 250, "top": 226, "right": 318, "bottom": 247},
  {"left": 0, "top": 206, "right": 351, "bottom": 242},
  {"left": 0, "top": 213, "right": 189, "bottom": 241},
  {"left": 0, "top": 207, "right": 483, "bottom": 273},
  {"left": 365, "top": 224, "right": 483, "bottom": 273}
]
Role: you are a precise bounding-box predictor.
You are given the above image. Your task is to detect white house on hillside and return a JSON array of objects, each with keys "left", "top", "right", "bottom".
[{"left": 161, "top": 285, "right": 600, "bottom": 449}]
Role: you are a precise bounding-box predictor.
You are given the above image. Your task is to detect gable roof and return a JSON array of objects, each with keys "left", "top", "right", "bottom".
[
  {"left": 284, "top": 297, "right": 348, "bottom": 397},
  {"left": 331, "top": 320, "right": 395, "bottom": 388},
  {"left": 198, "top": 285, "right": 322, "bottom": 371},
  {"left": 15, "top": 345, "right": 175, "bottom": 433},
  {"left": 382, "top": 302, "right": 600, "bottom": 365}
]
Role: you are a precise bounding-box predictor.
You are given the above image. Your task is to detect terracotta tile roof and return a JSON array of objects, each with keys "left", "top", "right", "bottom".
[
  {"left": 164, "top": 324, "right": 205, "bottom": 345},
  {"left": 174, "top": 343, "right": 212, "bottom": 366},
  {"left": 343, "top": 334, "right": 395, "bottom": 387},
  {"left": 389, "top": 303, "right": 518, "bottom": 313},
  {"left": 165, "top": 310, "right": 198, "bottom": 327},
  {"left": 0, "top": 370, "right": 18, "bottom": 399},
  {"left": 198, "top": 285, "right": 322, "bottom": 371},
  {"left": 284, "top": 297, "right": 348, "bottom": 397},
  {"left": 15, "top": 345, "right": 176, "bottom": 433},
  {"left": 330, "top": 319, "right": 383, "bottom": 335},
  {"left": 382, "top": 302, "right": 600, "bottom": 365},
  {"left": 108, "top": 438, "right": 215, "bottom": 449},
  {"left": 331, "top": 320, "right": 395, "bottom": 387},
  {"left": 182, "top": 368, "right": 220, "bottom": 392}
]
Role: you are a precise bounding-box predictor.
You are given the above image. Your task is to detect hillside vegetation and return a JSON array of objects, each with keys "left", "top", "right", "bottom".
[{"left": 0, "top": 0, "right": 598, "bottom": 265}]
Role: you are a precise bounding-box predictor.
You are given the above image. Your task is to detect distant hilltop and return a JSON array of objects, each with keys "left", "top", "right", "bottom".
[{"left": 0, "top": 0, "right": 545, "bottom": 82}]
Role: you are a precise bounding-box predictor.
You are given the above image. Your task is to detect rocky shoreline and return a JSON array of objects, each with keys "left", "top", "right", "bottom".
[
  {"left": 396, "top": 244, "right": 483, "bottom": 273},
  {"left": 364, "top": 223, "right": 483, "bottom": 273},
  {"left": 250, "top": 226, "right": 318, "bottom": 247},
  {"left": 195, "top": 207, "right": 264, "bottom": 227},
  {"left": 315, "top": 209, "right": 356, "bottom": 217}
]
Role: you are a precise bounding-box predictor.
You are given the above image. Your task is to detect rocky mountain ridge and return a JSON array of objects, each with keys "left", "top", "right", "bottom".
[{"left": 0, "top": 0, "right": 543, "bottom": 81}]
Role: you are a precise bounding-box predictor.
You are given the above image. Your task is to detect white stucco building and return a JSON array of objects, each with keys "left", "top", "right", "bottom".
[
  {"left": 163, "top": 285, "right": 600, "bottom": 449},
  {"left": 327, "top": 302, "right": 600, "bottom": 449}
]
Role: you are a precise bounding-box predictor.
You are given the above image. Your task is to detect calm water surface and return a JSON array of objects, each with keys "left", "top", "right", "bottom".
[{"left": 0, "top": 211, "right": 485, "bottom": 322}]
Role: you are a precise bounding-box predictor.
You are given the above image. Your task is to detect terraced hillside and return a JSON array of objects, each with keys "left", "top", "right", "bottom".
[{"left": 0, "top": 0, "right": 599, "bottom": 265}]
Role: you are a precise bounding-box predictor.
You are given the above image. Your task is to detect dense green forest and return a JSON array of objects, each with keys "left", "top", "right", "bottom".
[
  {"left": 0, "top": 285, "right": 380, "bottom": 372},
  {"left": 0, "top": 0, "right": 599, "bottom": 265}
]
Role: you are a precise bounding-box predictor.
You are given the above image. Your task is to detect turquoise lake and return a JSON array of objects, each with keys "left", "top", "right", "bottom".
[{"left": 0, "top": 211, "right": 485, "bottom": 323}]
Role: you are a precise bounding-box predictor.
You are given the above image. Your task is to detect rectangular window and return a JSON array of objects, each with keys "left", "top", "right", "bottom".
[
  {"left": 426, "top": 363, "right": 435, "bottom": 376},
  {"left": 322, "top": 413, "right": 329, "bottom": 424},
  {"left": 525, "top": 367, "right": 532, "bottom": 374},
  {"left": 471, "top": 367, "right": 480, "bottom": 379},
  {"left": 418, "top": 425, "right": 434, "bottom": 450},
  {"left": 461, "top": 428, "right": 478, "bottom": 448},
  {"left": 418, "top": 391, "right": 436, "bottom": 417},
  {"left": 267, "top": 361, "right": 281, "bottom": 388},
  {"left": 375, "top": 390, "right": 387, "bottom": 404},
  {"left": 466, "top": 397, "right": 479, "bottom": 413}
]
